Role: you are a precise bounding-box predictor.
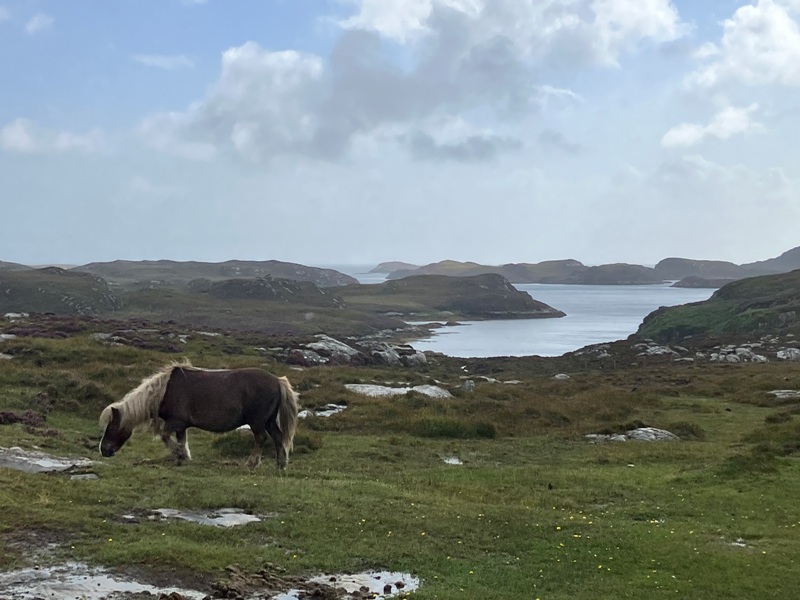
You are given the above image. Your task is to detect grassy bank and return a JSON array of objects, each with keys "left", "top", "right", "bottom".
[{"left": 1, "top": 334, "right": 800, "bottom": 598}]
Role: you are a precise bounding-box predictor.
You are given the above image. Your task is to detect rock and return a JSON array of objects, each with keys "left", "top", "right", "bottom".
[
  {"left": 777, "top": 348, "right": 800, "bottom": 361},
  {"left": 345, "top": 384, "right": 453, "bottom": 399},
  {"left": 305, "top": 335, "right": 366, "bottom": 365},
  {"left": 626, "top": 427, "right": 680, "bottom": 442},
  {"left": 768, "top": 390, "right": 800, "bottom": 400},
  {"left": 586, "top": 428, "right": 679, "bottom": 443},
  {"left": 286, "top": 349, "right": 327, "bottom": 367},
  {"left": 462, "top": 380, "right": 476, "bottom": 392},
  {"left": 553, "top": 374, "right": 571, "bottom": 380},
  {"left": 4, "top": 312, "right": 29, "bottom": 320}
]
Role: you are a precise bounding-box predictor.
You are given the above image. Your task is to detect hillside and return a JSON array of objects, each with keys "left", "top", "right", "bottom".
[
  {"left": 339, "top": 273, "right": 565, "bottom": 320},
  {"left": 0, "top": 261, "right": 31, "bottom": 272},
  {"left": 637, "top": 269, "right": 800, "bottom": 343},
  {"left": 74, "top": 259, "right": 357, "bottom": 288},
  {"left": 0, "top": 267, "right": 123, "bottom": 315},
  {"left": 0, "top": 268, "right": 565, "bottom": 335}
]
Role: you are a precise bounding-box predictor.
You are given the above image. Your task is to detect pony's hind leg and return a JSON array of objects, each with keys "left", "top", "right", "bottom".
[
  {"left": 246, "top": 427, "right": 266, "bottom": 470},
  {"left": 266, "top": 420, "right": 288, "bottom": 470}
]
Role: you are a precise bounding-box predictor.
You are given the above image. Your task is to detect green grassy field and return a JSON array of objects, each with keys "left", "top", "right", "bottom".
[{"left": 1, "top": 334, "right": 800, "bottom": 598}]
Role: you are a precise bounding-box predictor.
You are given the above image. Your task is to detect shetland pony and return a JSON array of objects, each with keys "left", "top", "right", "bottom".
[{"left": 99, "top": 361, "right": 299, "bottom": 470}]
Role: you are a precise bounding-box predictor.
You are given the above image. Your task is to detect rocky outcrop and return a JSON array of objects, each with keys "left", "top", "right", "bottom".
[
  {"left": 0, "top": 268, "right": 123, "bottom": 315},
  {"left": 586, "top": 428, "right": 680, "bottom": 443},
  {"left": 340, "top": 273, "right": 565, "bottom": 320},
  {"left": 195, "top": 277, "right": 344, "bottom": 308},
  {"left": 273, "top": 335, "right": 427, "bottom": 368}
]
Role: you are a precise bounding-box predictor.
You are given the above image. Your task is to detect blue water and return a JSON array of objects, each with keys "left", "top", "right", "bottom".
[
  {"left": 413, "top": 283, "right": 714, "bottom": 357},
  {"left": 321, "top": 265, "right": 715, "bottom": 358}
]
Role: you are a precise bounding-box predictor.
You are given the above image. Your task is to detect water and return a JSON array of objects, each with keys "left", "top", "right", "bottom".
[
  {"left": 323, "top": 265, "right": 714, "bottom": 358},
  {"left": 316, "top": 264, "right": 387, "bottom": 284},
  {"left": 413, "top": 283, "right": 714, "bottom": 358}
]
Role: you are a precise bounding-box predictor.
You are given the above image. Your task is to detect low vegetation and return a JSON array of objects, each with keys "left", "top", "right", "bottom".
[
  {"left": 2, "top": 321, "right": 800, "bottom": 599},
  {"left": 638, "top": 269, "right": 800, "bottom": 342}
]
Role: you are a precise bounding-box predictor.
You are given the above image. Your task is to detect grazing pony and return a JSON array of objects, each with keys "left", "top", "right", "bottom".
[{"left": 99, "top": 361, "right": 299, "bottom": 470}]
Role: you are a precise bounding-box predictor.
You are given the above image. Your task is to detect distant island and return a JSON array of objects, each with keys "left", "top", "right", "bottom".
[{"left": 370, "top": 246, "right": 800, "bottom": 287}]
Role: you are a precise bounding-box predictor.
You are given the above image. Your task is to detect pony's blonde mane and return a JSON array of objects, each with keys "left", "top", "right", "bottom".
[{"left": 99, "top": 360, "right": 192, "bottom": 433}]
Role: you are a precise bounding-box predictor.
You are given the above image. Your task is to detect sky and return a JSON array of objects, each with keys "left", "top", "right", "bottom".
[{"left": 1, "top": 0, "right": 799, "bottom": 269}]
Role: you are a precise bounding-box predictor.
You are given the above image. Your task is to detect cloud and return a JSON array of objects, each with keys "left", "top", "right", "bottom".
[
  {"left": 142, "top": 1, "right": 685, "bottom": 166},
  {"left": 537, "top": 129, "right": 582, "bottom": 154},
  {"left": 340, "top": 0, "right": 685, "bottom": 66},
  {"left": 0, "top": 119, "right": 105, "bottom": 154},
  {"left": 25, "top": 12, "right": 53, "bottom": 34},
  {"left": 403, "top": 116, "right": 523, "bottom": 162},
  {"left": 661, "top": 104, "right": 761, "bottom": 147},
  {"left": 133, "top": 54, "right": 194, "bottom": 69},
  {"left": 0, "top": 6, "right": 10, "bottom": 23},
  {"left": 688, "top": 0, "right": 800, "bottom": 88}
]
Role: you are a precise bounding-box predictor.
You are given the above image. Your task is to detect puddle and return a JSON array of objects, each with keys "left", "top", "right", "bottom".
[
  {"left": 0, "top": 562, "right": 207, "bottom": 600},
  {"left": 275, "top": 571, "right": 420, "bottom": 599},
  {"left": 153, "top": 507, "right": 266, "bottom": 527},
  {"left": 345, "top": 384, "right": 453, "bottom": 399},
  {"left": 0, "top": 446, "right": 94, "bottom": 474},
  {"left": 299, "top": 403, "right": 348, "bottom": 418},
  {"left": 769, "top": 389, "right": 800, "bottom": 400}
]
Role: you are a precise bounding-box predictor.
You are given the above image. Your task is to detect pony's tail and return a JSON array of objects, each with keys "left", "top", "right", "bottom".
[{"left": 276, "top": 376, "right": 300, "bottom": 459}]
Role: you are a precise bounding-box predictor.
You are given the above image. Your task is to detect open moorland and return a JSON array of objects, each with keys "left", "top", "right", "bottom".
[{"left": 2, "top": 302, "right": 800, "bottom": 599}]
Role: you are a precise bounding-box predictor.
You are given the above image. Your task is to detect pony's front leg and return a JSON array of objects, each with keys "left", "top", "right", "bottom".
[
  {"left": 174, "top": 429, "right": 191, "bottom": 464},
  {"left": 246, "top": 428, "right": 265, "bottom": 470},
  {"left": 161, "top": 427, "right": 191, "bottom": 465}
]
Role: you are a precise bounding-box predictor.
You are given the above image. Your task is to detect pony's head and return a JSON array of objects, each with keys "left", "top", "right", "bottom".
[{"left": 99, "top": 406, "right": 133, "bottom": 457}]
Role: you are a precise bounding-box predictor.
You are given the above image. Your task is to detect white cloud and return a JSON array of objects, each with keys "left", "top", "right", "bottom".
[
  {"left": 142, "top": 1, "right": 684, "bottom": 166},
  {"left": 0, "top": 6, "right": 10, "bottom": 23},
  {"left": 138, "top": 111, "right": 217, "bottom": 161},
  {"left": 133, "top": 54, "right": 194, "bottom": 70},
  {"left": 25, "top": 12, "right": 53, "bottom": 34},
  {"left": 661, "top": 104, "right": 761, "bottom": 147},
  {"left": 340, "top": 0, "right": 685, "bottom": 66},
  {"left": 1, "top": 119, "right": 37, "bottom": 153},
  {"left": 0, "top": 118, "right": 105, "bottom": 154},
  {"left": 689, "top": 0, "right": 800, "bottom": 88}
]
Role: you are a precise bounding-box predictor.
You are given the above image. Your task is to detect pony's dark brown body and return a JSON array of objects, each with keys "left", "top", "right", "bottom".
[{"left": 100, "top": 364, "right": 299, "bottom": 470}]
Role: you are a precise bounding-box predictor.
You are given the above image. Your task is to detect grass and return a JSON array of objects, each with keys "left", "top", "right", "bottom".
[{"left": 2, "top": 333, "right": 800, "bottom": 598}]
